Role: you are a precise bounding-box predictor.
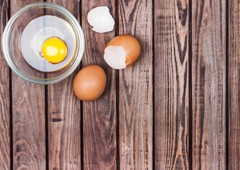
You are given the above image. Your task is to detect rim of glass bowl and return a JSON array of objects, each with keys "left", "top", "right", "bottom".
[{"left": 2, "top": 2, "right": 85, "bottom": 85}]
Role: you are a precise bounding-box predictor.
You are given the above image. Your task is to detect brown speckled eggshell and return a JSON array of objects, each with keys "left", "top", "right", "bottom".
[{"left": 73, "top": 65, "right": 107, "bottom": 101}]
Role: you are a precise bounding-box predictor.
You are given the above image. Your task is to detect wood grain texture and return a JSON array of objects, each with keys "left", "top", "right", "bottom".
[
  {"left": 192, "top": 0, "right": 226, "bottom": 169},
  {"left": 228, "top": 0, "right": 240, "bottom": 169},
  {"left": 118, "top": 0, "right": 153, "bottom": 169},
  {"left": 11, "top": 0, "right": 46, "bottom": 169},
  {"left": 46, "top": 0, "right": 81, "bottom": 169},
  {"left": 82, "top": 1, "right": 117, "bottom": 169},
  {"left": 0, "top": 0, "right": 10, "bottom": 169},
  {"left": 154, "top": 0, "right": 189, "bottom": 169}
]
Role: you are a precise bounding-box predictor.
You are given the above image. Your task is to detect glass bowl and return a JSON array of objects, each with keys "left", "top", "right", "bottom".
[{"left": 2, "top": 2, "right": 85, "bottom": 84}]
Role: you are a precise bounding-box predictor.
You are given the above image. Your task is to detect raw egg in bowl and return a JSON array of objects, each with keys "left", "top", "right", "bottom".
[{"left": 2, "top": 2, "right": 85, "bottom": 84}]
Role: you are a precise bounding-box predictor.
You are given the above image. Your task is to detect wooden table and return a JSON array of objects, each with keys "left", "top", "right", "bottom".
[{"left": 0, "top": 0, "right": 239, "bottom": 169}]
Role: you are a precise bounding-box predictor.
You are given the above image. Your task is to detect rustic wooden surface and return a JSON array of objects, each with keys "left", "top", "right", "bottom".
[
  {"left": 0, "top": 0, "right": 10, "bottom": 169},
  {"left": 192, "top": 0, "right": 226, "bottom": 169},
  {"left": 228, "top": 0, "right": 240, "bottom": 169},
  {"left": 0, "top": 0, "right": 240, "bottom": 169},
  {"left": 154, "top": 0, "right": 189, "bottom": 169},
  {"left": 46, "top": 0, "right": 81, "bottom": 169},
  {"left": 118, "top": 0, "right": 153, "bottom": 169},
  {"left": 82, "top": 0, "right": 117, "bottom": 170},
  {"left": 11, "top": 0, "right": 46, "bottom": 170}
]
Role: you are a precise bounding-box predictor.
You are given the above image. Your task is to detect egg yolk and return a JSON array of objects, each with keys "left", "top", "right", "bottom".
[{"left": 41, "top": 37, "right": 68, "bottom": 64}]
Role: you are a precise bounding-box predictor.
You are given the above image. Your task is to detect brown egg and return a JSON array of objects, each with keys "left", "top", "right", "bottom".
[
  {"left": 103, "top": 34, "right": 141, "bottom": 69},
  {"left": 73, "top": 65, "right": 107, "bottom": 101}
]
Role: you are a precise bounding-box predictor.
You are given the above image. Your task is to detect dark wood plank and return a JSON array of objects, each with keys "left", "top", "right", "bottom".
[
  {"left": 11, "top": 0, "right": 46, "bottom": 169},
  {"left": 81, "top": 1, "right": 117, "bottom": 169},
  {"left": 82, "top": 1, "right": 117, "bottom": 170},
  {"left": 154, "top": 0, "right": 189, "bottom": 169},
  {"left": 228, "top": 0, "right": 240, "bottom": 169},
  {"left": 192, "top": 0, "right": 226, "bottom": 169},
  {"left": 46, "top": 0, "right": 81, "bottom": 169},
  {"left": 0, "top": 0, "right": 10, "bottom": 169},
  {"left": 118, "top": 0, "right": 153, "bottom": 169}
]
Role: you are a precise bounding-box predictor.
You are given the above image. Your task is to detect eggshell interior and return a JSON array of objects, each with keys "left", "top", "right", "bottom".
[
  {"left": 103, "top": 35, "right": 141, "bottom": 69},
  {"left": 104, "top": 46, "right": 127, "bottom": 69},
  {"left": 87, "top": 6, "right": 115, "bottom": 33}
]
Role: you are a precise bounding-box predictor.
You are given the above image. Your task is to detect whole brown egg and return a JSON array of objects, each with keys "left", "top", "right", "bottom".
[{"left": 73, "top": 65, "right": 107, "bottom": 101}]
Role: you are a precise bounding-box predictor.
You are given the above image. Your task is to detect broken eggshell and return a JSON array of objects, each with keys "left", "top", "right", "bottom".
[
  {"left": 87, "top": 6, "right": 115, "bottom": 33},
  {"left": 104, "top": 35, "right": 141, "bottom": 69}
]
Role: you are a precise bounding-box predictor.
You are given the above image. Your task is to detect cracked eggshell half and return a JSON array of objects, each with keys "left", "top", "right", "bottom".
[
  {"left": 104, "top": 35, "right": 141, "bottom": 69},
  {"left": 87, "top": 6, "right": 115, "bottom": 33}
]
